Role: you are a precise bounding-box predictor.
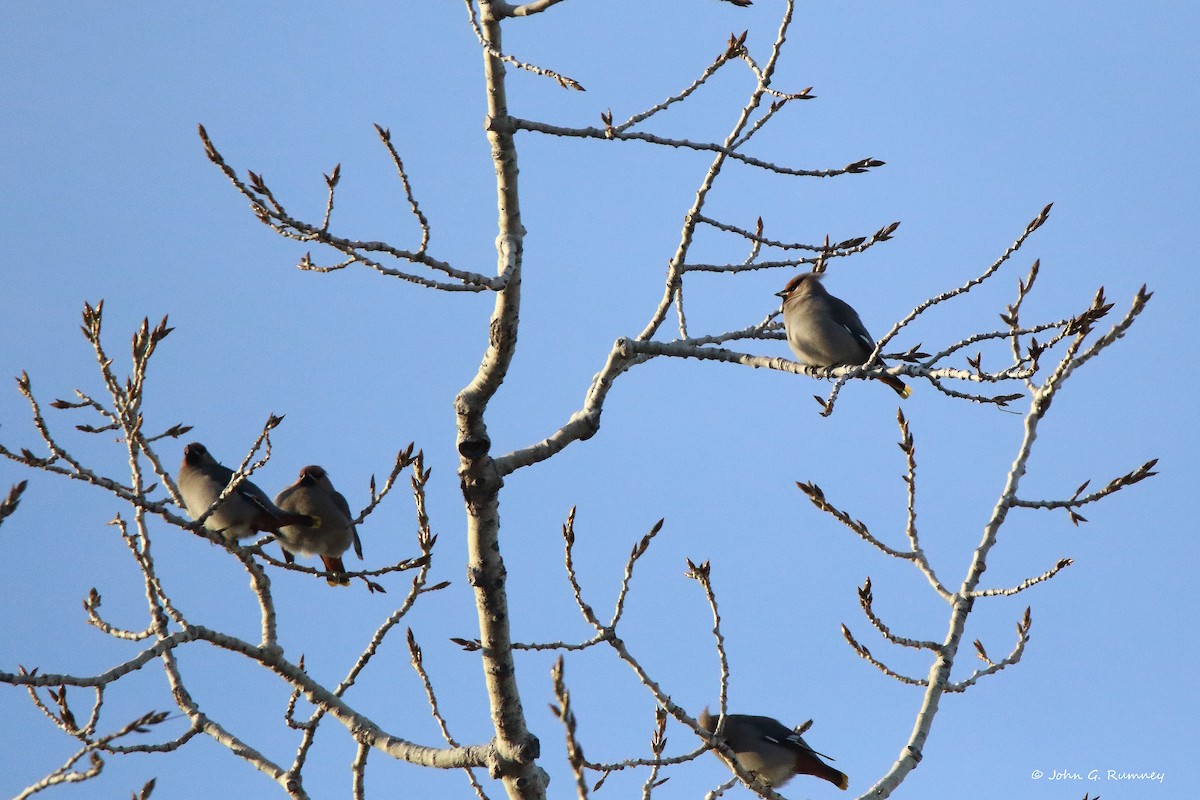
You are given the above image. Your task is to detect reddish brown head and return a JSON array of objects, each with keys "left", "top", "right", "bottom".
[
  {"left": 298, "top": 465, "right": 327, "bottom": 487},
  {"left": 183, "top": 442, "right": 211, "bottom": 467},
  {"left": 775, "top": 272, "right": 824, "bottom": 301}
]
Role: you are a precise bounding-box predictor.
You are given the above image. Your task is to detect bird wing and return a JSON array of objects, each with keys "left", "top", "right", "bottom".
[
  {"left": 331, "top": 489, "right": 354, "bottom": 521},
  {"left": 748, "top": 716, "right": 834, "bottom": 759},
  {"left": 333, "top": 490, "right": 364, "bottom": 560},
  {"left": 742, "top": 715, "right": 798, "bottom": 746},
  {"left": 237, "top": 480, "right": 283, "bottom": 520},
  {"left": 211, "top": 462, "right": 280, "bottom": 516},
  {"left": 784, "top": 731, "right": 835, "bottom": 761},
  {"left": 826, "top": 295, "right": 877, "bottom": 353}
]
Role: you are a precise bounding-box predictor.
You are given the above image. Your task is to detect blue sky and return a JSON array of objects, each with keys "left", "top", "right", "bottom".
[{"left": 1, "top": 1, "right": 1195, "bottom": 798}]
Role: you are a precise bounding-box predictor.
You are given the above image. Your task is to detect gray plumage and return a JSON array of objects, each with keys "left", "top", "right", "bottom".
[
  {"left": 274, "top": 465, "right": 361, "bottom": 587},
  {"left": 699, "top": 707, "right": 848, "bottom": 790},
  {"left": 776, "top": 272, "right": 910, "bottom": 398},
  {"left": 177, "top": 442, "right": 315, "bottom": 542}
]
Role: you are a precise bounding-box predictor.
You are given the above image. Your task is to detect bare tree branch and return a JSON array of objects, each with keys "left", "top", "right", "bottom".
[
  {"left": 0, "top": 4, "right": 1159, "bottom": 799},
  {"left": 497, "top": 0, "right": 571, "bottom": 18},
  {"left": 453, "top": 3, "right": 547, "bottom": 796},
  {"left": 465, "top": 0, "right": 584, "bottom": 90},
  {"left": 197, "top": 124, "right": 498, "bottom": 291}
]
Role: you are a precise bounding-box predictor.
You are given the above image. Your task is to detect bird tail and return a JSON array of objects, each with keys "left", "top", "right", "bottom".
[
  {"left": 320, "top": 554, "right": 350, "bottom": 587},
  {"left": 252, "top": 508, "right": 320, "bottom": 534},
  {"left": 278, "top": 512, "right": 320, "bottom": 529},
  {"left": 819, "top": 765, "right": 849, "bottom": 791},
  {"left": 879, "top": 374, "right": 911, "bottom": 398},
  {"left": 796, "top": 753, "right": 849, "bottom": 790}
]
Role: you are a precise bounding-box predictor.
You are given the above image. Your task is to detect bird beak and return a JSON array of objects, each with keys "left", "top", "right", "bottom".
[{"left": 774, "top": 290, "right": 788, "bottom": 298}]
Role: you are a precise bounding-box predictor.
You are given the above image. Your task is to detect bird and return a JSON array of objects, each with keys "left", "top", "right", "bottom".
[
  {"left": 177, "top": 442, "right": 317, "bottom": 542},
  {"left": 699, "top": 707, "right": 849, "bottom": 790},
  {"left": 274, "top": 465, "right": 362, "bottom": 586},
  {"left": 776, "top": 271, "right": 911, "bottom": 398}
]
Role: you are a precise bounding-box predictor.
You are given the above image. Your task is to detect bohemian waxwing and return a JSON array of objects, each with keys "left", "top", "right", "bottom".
[
  {"left": 776, "top": 272, "right": 911, "bottom": 398},
  {"left": 274, "top": 465, "right": 362, "bottom": 586},
  {"left": 177, "top": 442, "right": 317, "bottom": 542},
  {"left": 699, "top": 707, "right": 849, "bottom": 790}
]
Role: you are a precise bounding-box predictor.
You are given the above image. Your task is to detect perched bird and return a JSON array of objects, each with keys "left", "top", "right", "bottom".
[
  {"left": 699, "top": 708, "right": 849, "bottom": 791},
  {"left": 274, "top": 465, "right": 362, "bottom": 587},
  {"left": 776, "top": 272, "right": 911, "bottom": 398},
  {"left": 177, "top": 442, "right": 317, "bottom": 542}
]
